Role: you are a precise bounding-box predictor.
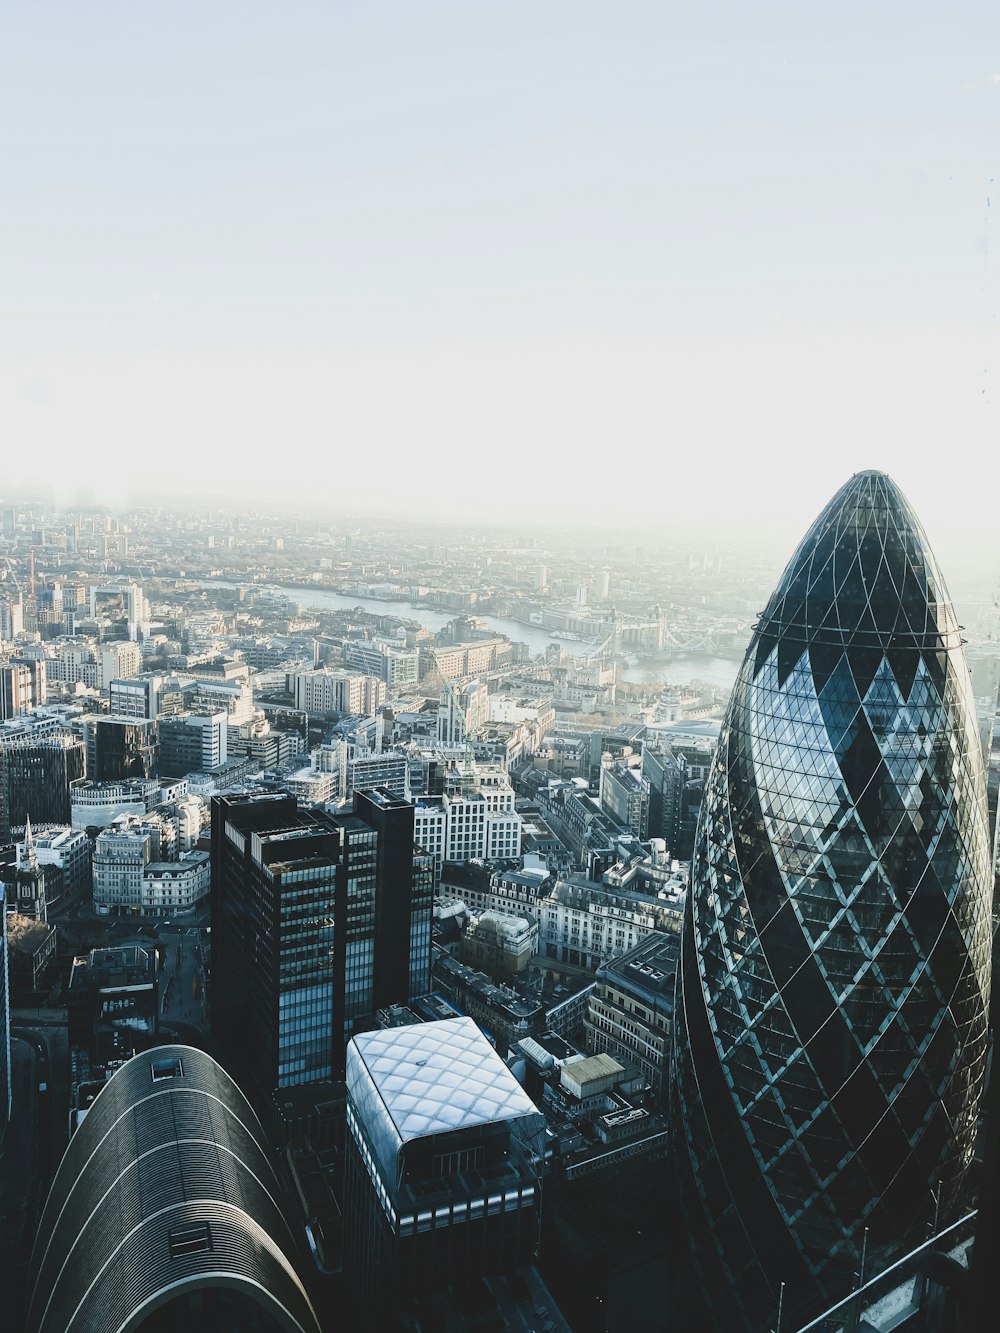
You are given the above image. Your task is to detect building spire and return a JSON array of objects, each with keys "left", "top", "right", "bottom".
[{"left": 22, "top": 814, "right": 36, "bottom": 866}]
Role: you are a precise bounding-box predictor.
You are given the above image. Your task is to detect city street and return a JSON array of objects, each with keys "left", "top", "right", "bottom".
[{"left": 158, "top": 923, "right": 210, "bottom": 1034}]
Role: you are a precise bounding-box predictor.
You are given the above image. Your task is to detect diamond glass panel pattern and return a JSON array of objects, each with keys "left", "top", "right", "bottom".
[
  {"left": 347, "top": 1017, "right": 544, "bottom": 1190},
  {"left": 670, "top": 472, "right": 992, "bottom": 1331}
]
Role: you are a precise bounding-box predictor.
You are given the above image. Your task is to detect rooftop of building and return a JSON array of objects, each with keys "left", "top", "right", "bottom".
[
  {"left": 546, "top": 875, "right": 682, "bottom": 913},
  {"left": 69, "top": 944, "right": 158, "bottom": 990},
  {"left": 26, "top": 1045, "right": 320, "bottom": 1333},
  {"left": 348, "top": 1016, "right": 544, "bottom": 1180},
  {"left": 432, "top": 951, "right": 543, "bottom": 1021},
  {"left": 144, "top": 853, "right": 209, "bottom": 877},
  {"left": 520, "top": 1032, "right": 578, "bottom": 1066},
  {"left": 410, "top": 991, "right": 465, "bottom": 1023},
  {"left": 596, "top": 930, "right": 681, "bottom": 1002},
  {"left": 561, "top": 1052, "right": 625, "bottom": 1090}
]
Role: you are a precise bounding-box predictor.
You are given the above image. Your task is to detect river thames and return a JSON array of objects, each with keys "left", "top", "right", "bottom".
[{"left": 203, "top": 581, "right": 742, "bottom": 691}]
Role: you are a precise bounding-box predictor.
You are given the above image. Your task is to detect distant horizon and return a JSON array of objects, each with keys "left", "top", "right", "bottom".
[{"left": 4, "top": 3, "right": 999, "bottom": 548}]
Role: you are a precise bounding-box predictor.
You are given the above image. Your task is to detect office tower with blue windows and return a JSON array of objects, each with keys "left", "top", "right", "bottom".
[
  {"left": 211, "top": 788, "right": 434, "bottom": 1104},
  {"left": 670, "top": 471, "right": 992, "bottom": 1329}
]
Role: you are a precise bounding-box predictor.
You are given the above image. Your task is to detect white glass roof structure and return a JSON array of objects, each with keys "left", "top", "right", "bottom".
[{"left": 348, "top": 1016, "right": 544, "bottom": 1189}]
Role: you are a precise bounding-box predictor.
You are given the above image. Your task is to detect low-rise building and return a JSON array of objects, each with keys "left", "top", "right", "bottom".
[
  {"left": 460, "top": 910, "right": 537, "bottom": 980},
  {"left": 538, "top": 875, "right": 683, "bottom": 971},
  {"left": 71, "top": 778, "right": 161, "bottom": 829},
  {"left": 92, "top": 826, "right": 153, "bottom": 914},
  {"left": 67, "top": 944, "right": 159, "bottom": 1057},
  {"left": 431, "top": 949, "right": 544, "bottom": 1056},
  {"left": 141, "top": 852, "right": 210, "bottom": 914},
  {"left": 584, "top": 930, "right": 679, "bottom": 1105}
]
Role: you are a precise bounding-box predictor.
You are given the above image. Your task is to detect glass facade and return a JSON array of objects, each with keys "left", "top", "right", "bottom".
[
  {"left": 212, "top": 790, "right": 433, "bottom": 1101},
  {"left": 670, "top": 472, "right": 992, "bottom": 1329},
  {"left": 0, "top": 888, "right": 10, "bottom": 1144},
  {"left": 276, "top": 862, "right": 338, "bottom": 1084}
]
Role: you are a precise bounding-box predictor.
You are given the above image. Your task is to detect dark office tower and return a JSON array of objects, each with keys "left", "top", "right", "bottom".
[
  {"left": 641, "top": 741, "right": 685, "bottom": 852},
  {"left": 93, "top": 716, "right": 158, "bottom": 781},
  {"left": 354, "top": 787, "right": 434, "bottom": 1006},
  {"left": 344, "top": 1018, "right": 544, "bottom": 1327},
  {"left": 212, "top": 789, "right": 432, "bottom": 1103},
  {"left": 0, "top": 734, "right": 86, "bottom": 842},
  {"left": 25, "top": 1045, "right": 321, "bottom": 1333},
  {"left": 670, "top": 472, "right": 992, "bottom": 1330},
  {"left": 0, "top": 887, "right": 10, "bottom": 1146}
]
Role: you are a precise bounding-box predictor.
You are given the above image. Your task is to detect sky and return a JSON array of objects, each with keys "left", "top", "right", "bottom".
[{"left": 3, "top": 2, "right": 1000, "bottom": 554}]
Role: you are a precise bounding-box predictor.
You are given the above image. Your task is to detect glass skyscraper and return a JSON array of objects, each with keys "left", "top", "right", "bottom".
[
  {"left": 671, "top": 471, "right": 992, "bottom": 1329},
  {"left": 211, "top": 787, "right": 434, "bottom": 1103},
  {"left": 0, "top": 887, "right": 10, "bottom": 1145}
]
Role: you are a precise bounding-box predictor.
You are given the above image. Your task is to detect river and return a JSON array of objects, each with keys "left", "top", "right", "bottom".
[{"left": 200, "top": 580, "right": 741, "bottom": 690}]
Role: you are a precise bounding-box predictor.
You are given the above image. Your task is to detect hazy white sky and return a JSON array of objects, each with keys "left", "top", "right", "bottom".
[{"left": 3, "top": 2, "right": 1000, "bottom": 546}]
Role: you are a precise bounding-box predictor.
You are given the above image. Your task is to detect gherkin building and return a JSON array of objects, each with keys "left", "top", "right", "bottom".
[{"left": 670, "top": 471, "right": 992, "bottom": 1330}]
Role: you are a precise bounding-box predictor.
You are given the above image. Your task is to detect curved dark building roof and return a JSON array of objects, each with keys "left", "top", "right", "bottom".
[
  {"left": 25, "top": 1045, "right": 321, "bottom": 1333},
  {"left": 671, "top": 471, "right": 992, "bottom": 1330}
]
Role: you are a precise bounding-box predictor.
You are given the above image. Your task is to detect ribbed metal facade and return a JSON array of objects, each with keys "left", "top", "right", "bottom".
[
  {"left": 670, "top": 472, "right": 992, "bottom": 1329},
  {"left": 25, "top": 1045, "right": 320, "bottom": 1333}
]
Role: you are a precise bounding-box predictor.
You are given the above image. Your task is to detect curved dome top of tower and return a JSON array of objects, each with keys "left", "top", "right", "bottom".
[
  {"left": 670, "top": 468, "right": 991, "bottom": 1330},
  {"left": 754, "top": 470, "right": 962, "bottom": 680}
]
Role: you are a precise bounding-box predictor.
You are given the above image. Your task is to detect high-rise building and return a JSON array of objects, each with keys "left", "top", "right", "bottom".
[
  {"left": 0, "top": 886, "right": 10, "bottom": 1145},
  {"left": 354, "top": 787, "right": 433, "bottom": 1008},
  {"left": 108, "top": 670, "right": 163, "bottom": 719},
  {"left": 670, "top": 472, "right": 993, "bottom": 1329},
  {"left": 99, "top": 641, "right": 143, "bottom": 689},
  {"left": 0, "top": 656, "right": 46, "bottom": 719},
  {"left": 641, "top": 741, "right": 686, "bottom": 852},
  {"left": 598, "top": 757, "right": 650, "bottom": 836},
  {"left": 290, "top": 668, "right": 386, "bottom": 718},
  {"left": 0, "top": 733, "right": 87, "bottom": 842},
  {"left": 24, "top": 1045, "right": 321, "bottom": 1333},
  {"left": 437, "top": 678, "right": 489, "bottom": 746},
  {"left": 343, "top": 1017, "right": 545, "bottom": 1327},
  {"left": 88, "top": 581, "right": 145, "bottom": 640},
  {"left": 90, "top": 716, "right": 158, "bottom": 781},
  {"left": 157, "top": 711, "right": 228, "bottom": 776},
  {"left": 211, "top": 788, "right": 433, "bottom": 1103},
  {"left": 0, "top": 595, "right": 24, "bottom": 641},
  {"left": 412, "top": 775, "right": 522, "bottom": 877},
  {"left": 343, "top": 639, "right": 420, "bottom": 691}
]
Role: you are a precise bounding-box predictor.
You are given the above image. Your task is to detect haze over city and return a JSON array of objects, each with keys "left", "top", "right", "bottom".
[
  {"left": 4, "top": 1, "right": 1000, "bottom": 537},
  {"left": 4, "top": 7, "right": 1000, "bottom": 1333}
]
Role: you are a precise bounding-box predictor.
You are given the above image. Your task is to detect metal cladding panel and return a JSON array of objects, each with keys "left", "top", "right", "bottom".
[
  {"left": 25, "top": 1045, "right": 320, "bottom": 1333},
  {"left": 348, "top": 1016, "right": 544, "bottom": 1188},
  {"left": 670, "top": 472, "right": 992, "bottom": 1330}
]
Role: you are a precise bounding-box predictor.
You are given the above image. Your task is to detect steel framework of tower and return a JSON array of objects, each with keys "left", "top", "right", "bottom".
[{"left": 670, "top": 472, "right": 992, "bottom": 1330}]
